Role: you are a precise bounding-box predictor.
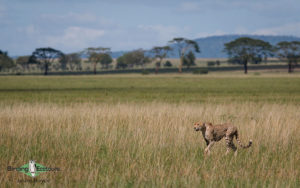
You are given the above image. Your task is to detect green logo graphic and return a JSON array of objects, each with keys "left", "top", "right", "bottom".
[{"left": 7, "top": 160, "right": 60, "bottom": 178}]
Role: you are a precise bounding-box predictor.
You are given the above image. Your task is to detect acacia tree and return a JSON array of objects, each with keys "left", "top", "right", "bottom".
[
  {"left": 276, "top": 41, "right": 300, "bottom": 73},
  {"left": 183, "top": 51, "right": 196, "bottom": 69},
  {"left": 0, "top": 50, "right": 14, "bottom": 71},
  {"left": 224, "top": 37, "right": 273, "bottom": 74},
  {"left": 16, "top": 56, "right": 30, "bottom": 72},
  {"left": 82, "top": 47, "right": 110, "bottom": 74},
  {"left": 168, "top": 38, "right": 200, "bottom": 73},
  {"left": 99, "top": 53, "right": 113, "bottom": 69},
  {"left": 122, "top": 49, "right": 151, "bottom": 69},
  {"left": 116, "top": 56, "right": 127, "bottom": 69},
  {"left": 151, "top": 46, "right": 172, "bottom": 74},
  {"left": 30, "top": 47, "right": 64, "bottom": 75},
  {"left": 58, "top": 55, "right": 67, "bottom": 71},
  {"left": 59, "top": 53, "right": 82, "bottom": 71}
]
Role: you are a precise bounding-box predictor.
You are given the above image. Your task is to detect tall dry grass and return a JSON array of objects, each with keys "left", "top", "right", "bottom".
[{"left": 1, "top": 102, "right": 300, "bottom": 187}]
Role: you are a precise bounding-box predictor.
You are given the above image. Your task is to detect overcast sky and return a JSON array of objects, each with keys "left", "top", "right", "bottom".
[{"left": 1, "top": 0, "right": 300, "bottom": 55}]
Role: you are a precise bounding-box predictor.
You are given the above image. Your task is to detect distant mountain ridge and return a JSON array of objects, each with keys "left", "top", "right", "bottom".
[
  {"left": 192, "top": 35, "right": 300, "bottom": 58},
  {"left": 111, "top": 34, "right": 300, "bottom": 58},
  {"left": 13, "top": 34, "right": 300, "bottom": 59}
]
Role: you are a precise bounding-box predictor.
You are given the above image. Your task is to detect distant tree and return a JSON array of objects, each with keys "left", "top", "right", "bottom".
[
  {"left": 89, "top": 53, "right": 112, "bottom": 71},
  {"left": 0, "top": 50, "right": 15, "bottom": 71},
  {"left": 82, "top": 47, "right": 110, "bottom": 74},
  {"left": 183, "top": 51, "right": 196, "bottom": 69},
  {"left": 99, "top": 53, "right": 113, "bottom": 69},
  {"left": 151, "top": 46, "right": 172, "bottom": 74},
  {"left": 59, "top": 55, "right": 68, "bottom": 71},
  {"left": 27, "top": 55, "right": 39, "bottom": 65},
  {"left": 224, "top": 37, "right": 273, "bottom": 74},
  {"left": 59, "top": 53, "right": 82, "bottom": 71},
  {"left": 16, "top": 56, "right": 30, "bottom": 71},
  {"left": 276, "top": 41, "right": 300, "bottom": 73},
  {"left": 88, "top": 53, "right": 101, "bottom": 72},
  {"left": 122, "top": 49, "right": 151, "bottom": 69},
  {"left": 168, "top": 38, "right": 200, "bottom": 73},
  {"left": 69, "top": 53, "right": 81, "bottom": 71},
  {"left": 251, "top": 56, "right": 263, "bottom": 64},
  {"left": 155, "top": 61, "right": 161, "bottom": 71},
  {"left": 164, "top": 60, "right": 172, "bottom": 67},
  {"left": 30, "top": 47, "right": 64, "bottom": 75},
  {"left": 116, "top": 56, "right": 127, "bottom": 69}
]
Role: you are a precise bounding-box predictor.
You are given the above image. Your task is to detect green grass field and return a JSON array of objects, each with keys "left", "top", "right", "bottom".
[
  {"left": 1, "top": 73, "right": 300, "bottom": 187},
  {"left": 0, "top": 73, "right": 300, "bottom": 104}
]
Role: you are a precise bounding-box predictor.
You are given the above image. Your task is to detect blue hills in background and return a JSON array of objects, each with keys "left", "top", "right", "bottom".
[
  {"left": 110, "top": 34, "right": 300, "bottom": 58},
  {"left": 13, "top": 34, "right": 300, "bottom": 59}
]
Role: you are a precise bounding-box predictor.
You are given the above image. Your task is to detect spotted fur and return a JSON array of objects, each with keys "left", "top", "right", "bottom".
[{"left": 194, "top": 121, "right": 252, "bottom": 155}]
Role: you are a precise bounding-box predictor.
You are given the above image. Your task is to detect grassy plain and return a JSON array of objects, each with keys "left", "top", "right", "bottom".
[
  {"left": 1, "top": 73, "right": 300, "bottom": 187},
  {"left": 0, "top": 73, "right": 300, "bottom": 104}
]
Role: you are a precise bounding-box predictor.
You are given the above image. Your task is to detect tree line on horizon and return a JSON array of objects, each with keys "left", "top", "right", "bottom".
[{"left": 0, "top": 37, "right": 299, "bottom": 75}]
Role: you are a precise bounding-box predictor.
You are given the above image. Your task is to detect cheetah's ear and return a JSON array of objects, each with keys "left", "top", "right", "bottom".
[{"left": 206, "top": 122, "right": 213, "bottom": 126}]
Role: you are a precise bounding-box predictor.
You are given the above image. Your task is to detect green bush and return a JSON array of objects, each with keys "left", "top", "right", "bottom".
[{"left": 164, "top": 61, "right": 172, "bottom": 67}]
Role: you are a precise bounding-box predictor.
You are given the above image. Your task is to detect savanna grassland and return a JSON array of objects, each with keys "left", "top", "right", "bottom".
[{"left": 1, "top": 73, "right": 300, "bottom": 187}]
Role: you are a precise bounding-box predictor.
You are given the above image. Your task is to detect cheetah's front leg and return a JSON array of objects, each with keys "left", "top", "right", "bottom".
[{"left": 204, "top": 141, "right": 215, "bottom": 155}]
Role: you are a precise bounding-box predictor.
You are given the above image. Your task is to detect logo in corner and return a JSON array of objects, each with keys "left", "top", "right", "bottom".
[{"left": 7, "top": 160, "right": 60, "bottom": 178}]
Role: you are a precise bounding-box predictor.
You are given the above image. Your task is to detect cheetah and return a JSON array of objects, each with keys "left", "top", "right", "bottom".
[{"left": 194, "top": 121, "right": 252, "bottom": 155}]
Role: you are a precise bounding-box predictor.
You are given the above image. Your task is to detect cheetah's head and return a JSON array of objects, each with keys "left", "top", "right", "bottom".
[{"left": 194, "top": 121, "right": 205, "bottom": 131}]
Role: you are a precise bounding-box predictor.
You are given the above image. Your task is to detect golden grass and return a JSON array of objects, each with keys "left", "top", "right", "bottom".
[{"left": 1, "top": 102, "right": 300, "bottom": 187}]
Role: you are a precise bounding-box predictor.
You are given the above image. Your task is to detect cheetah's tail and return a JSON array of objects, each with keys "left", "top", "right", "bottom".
[{"left": 236, "top": 133, "right": 252, "bottom": 148}]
